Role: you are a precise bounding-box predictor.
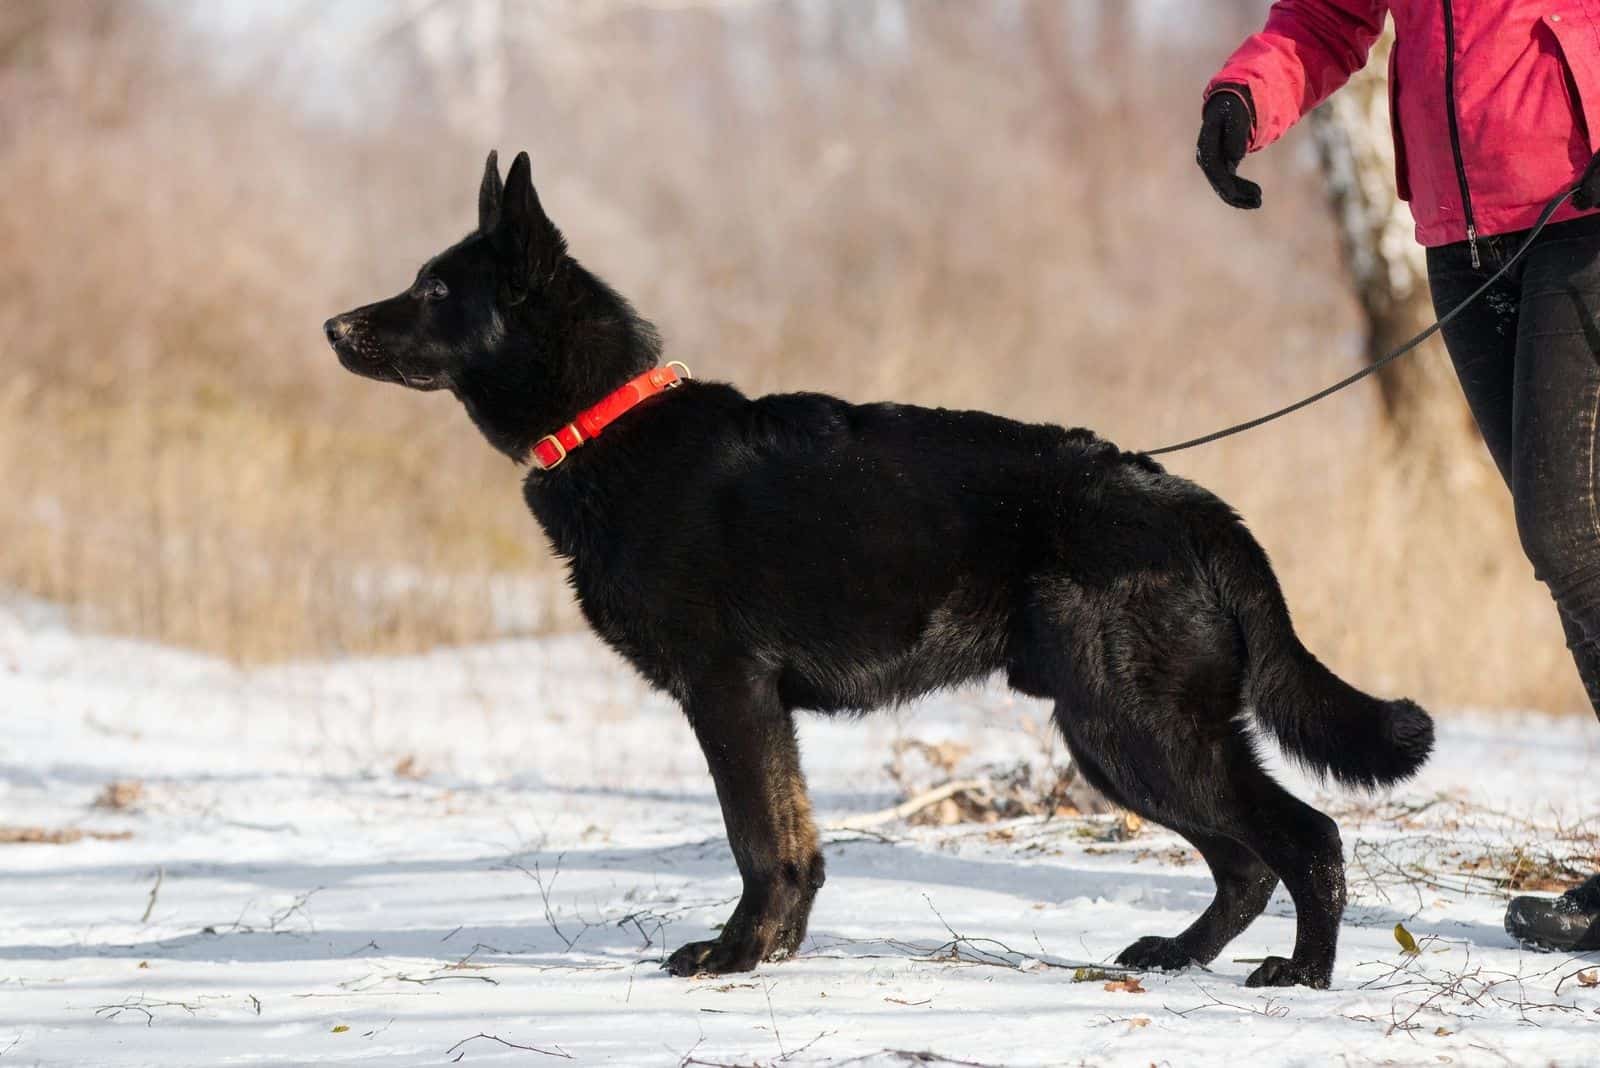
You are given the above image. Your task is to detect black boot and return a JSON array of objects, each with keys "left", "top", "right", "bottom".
[
  {"left": 1508, "top": 621, "right": 1600, "bottom": 950},
  {"left": 1505, "top": 875, "right": 1600, "bottom": 952}
]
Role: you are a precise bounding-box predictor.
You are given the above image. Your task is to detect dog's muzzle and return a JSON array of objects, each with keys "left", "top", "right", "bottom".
[
  {"left": 324, "top": 316, "right": 354, "bottom": 345},
  {"left": 323, "top": 314, "right": 383, "bottom": 366}
]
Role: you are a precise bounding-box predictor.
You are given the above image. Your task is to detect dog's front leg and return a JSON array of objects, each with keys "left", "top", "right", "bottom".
[{"left": 664, "top": 668, "right": 825, "bottom": 977}]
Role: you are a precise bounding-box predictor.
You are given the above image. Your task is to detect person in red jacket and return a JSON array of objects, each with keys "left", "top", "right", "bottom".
[{"left": 1199, "top": 1, "right": 1600, "bottom": 954}]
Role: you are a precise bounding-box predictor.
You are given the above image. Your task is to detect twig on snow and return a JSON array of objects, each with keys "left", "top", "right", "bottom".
[
  {"left": 94, "top": 996, "right": 200, "bottom": 1026},
  {"left": 1554, "top": 963, "right": 1600, "bottom": 996},
  {"left": 445, "top": 1032, "right": 571, "bottom": 1060},
  {"left": 827, "top": 780, "right": 990, "bottom": 831},
  {"left": 507, "top": 855, "right": 583, "bottom": 951},
  {"left": 397, "top": 972, "right": 500, "bottom": 986},
  {"left": 267, "top": 886, "right": 324, "bottom": 934},
  {"left": 894, "top": 893, "right": 1133, "bottom": 975},
  {"left": 830, "top": 1051, "right": 1005, "bottom": 1068},
  {"left": 680, "top": 1029, "right": 832, "bottom": 1068},
  {"left": 1163, "top": 981, "right": 1289, "bottom": 1020},
  {"left": 763, "top": 980, "right": 784, "bottom": 1059},
  {"left": 139, "top": 866, "right": 163, "bottom": 925}
]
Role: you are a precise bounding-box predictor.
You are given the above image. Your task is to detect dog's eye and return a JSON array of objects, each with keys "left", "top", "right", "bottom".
[{"left": 414, "top": 278, "right": 448, "bottom": 302}]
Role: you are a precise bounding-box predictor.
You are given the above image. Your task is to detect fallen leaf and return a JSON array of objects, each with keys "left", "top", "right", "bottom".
[
  {"left": 1130, "top": 1016, "right": 1150, "bottom": 1028},
  {"left": 331, "top": 1025, "right": 349, "bottom": 1034},
  {"left": 1580, "top": 970, "right": 1598, "bottom": 988},
  {"left": 1104, "top": 977, "right": 1147, "bottom": 994},
  {"left": 1394, "top": 922, "right": 1421, "bottom": 957},
  {"left": 94, "top": 781, "right": 144, "bottom": 810},
  {"left": 905, "top": 739, "right": 971, "bottom": 775},
  {"left": 1435, "top": 1027, "right": 1452, "bottom": 1036},
  {"left": 136, "top": 961, "right": 149, "bottom": 970}
]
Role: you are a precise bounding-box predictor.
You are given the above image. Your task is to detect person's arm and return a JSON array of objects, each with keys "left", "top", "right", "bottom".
[{"left": 1199, "top": 0, "right": 1390, "bottom": 208}]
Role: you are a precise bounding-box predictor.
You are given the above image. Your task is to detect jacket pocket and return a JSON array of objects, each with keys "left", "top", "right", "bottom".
[
  {"left": 1546, "top": 13, "right": 1600, "bottom": 151},
  {"left": 1387, "top": 41, "right": 1412, "bottom": 201}
]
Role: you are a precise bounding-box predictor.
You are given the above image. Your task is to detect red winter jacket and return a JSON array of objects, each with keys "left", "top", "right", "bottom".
[{"left": 1208, "top": 0, "right": 1600, "bottom": 248}]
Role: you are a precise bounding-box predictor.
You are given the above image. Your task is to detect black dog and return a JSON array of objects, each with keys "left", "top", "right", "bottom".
[{"left": 325, "top": 151, "right": 1434, "bottom": 989}]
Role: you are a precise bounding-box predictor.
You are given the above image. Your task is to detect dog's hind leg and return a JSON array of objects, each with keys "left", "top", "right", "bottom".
[
  {"left": 664, "top": 665, "right": 825, "bottom": 977},
  {"left": 1049, "top": 711, "right": 1277, "bottom": 973},
  {"left": 1027, "top": 581, "right": 1347, "bottom": 988},
  {"left": 1054, "top": 696, "right": 1345, "bottom": 988},
  {"left": 1116, "top": 830, "right": 1278, "bottom": 971},
  {"left": 1208, "top": 766, "right": 1346, "bottom": 989}
]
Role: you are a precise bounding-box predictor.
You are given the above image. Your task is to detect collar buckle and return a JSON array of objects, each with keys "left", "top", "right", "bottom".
[{"left": 532, "top": 433, "right": 569, "bottom": 470}]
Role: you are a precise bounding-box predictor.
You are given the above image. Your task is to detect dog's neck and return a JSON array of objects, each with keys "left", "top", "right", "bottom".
[{"left": 454, "top": 265, "right": 662, "bottom": 463}]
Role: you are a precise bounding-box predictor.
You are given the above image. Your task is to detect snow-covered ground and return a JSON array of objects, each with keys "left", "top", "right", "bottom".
[{"left": 3, "top": 602, "right": 1599, "bottom": 1067}]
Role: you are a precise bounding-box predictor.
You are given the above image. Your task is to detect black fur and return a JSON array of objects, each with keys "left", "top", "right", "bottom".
[{"left": 325, "top": 150, "right": 1435, "bottom": 989}]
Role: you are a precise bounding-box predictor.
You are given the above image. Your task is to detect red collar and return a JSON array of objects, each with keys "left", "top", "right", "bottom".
[{"left": 528, "top": 361, "right": 691, "bottom": 470}]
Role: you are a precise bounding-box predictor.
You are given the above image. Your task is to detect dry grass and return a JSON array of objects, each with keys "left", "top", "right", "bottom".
[
  {"left": 0, "top": 3, "right": 573, "bottom": 660},
  {"left": 0, "top": 2, "right": 1586, "bottom": 712},
  {"left": 0, "top": 826, "right": 132, "bottom": 845}
]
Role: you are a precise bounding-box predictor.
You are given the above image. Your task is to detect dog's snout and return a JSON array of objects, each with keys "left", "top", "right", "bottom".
[{"left": 323, "top": 316, "right": 352, "bottom": 345}]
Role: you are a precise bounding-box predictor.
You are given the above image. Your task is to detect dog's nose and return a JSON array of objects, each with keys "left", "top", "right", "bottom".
[{"left": 323, "top": 316, "right": 351, "bottom": 345}]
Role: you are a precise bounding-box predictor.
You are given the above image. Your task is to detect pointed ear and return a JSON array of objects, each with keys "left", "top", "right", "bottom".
[
  {"left": 495, "top": 151, "right": 565, "bottom": 303},
  {"left": 478, "top": 150, "right": 503, "bottom": 234}
]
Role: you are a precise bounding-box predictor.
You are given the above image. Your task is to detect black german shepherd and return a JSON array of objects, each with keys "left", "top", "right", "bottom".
[{"left": 325, "top": 151, "right": 1433, "bottom": 989}]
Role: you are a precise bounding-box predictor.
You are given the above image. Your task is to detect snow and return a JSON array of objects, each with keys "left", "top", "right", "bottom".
[{"left": 2, "top": 602, "right": 1599, "bottom": 1067}]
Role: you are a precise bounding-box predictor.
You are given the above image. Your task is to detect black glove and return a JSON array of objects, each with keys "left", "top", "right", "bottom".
[
  {"left": 1197, "top": 86, "right": 1262, "bottom": 210},
  {"left": 1574, "top": 147, "right": 1600, "bottom": 210}
]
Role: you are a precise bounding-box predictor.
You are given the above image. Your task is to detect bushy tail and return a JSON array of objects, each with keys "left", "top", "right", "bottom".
[{"left": 1205, "top": 515, "right": 1434, "bottom": 788}]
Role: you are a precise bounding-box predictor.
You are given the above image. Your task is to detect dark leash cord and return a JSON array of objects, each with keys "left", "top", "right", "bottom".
[{"left": 1142, "top": 186, "right": 1578, "bottom": 457}]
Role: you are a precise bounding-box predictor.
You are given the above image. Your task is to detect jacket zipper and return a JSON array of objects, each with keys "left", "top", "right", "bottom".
[{"left": 1441, "top": 0, "right": 1481, "bottom": 267}]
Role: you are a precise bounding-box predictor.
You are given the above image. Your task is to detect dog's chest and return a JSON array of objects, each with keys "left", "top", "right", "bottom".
[{"left": 568, "top": 565, "right": 693, "bottom": 696}]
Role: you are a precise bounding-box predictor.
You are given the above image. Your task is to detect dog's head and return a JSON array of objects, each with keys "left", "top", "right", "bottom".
[
  {"left": 326, "top": 150, "right": 660, "bottom": 461},
  {"left": 323, "top": 150, "right": 569, "bottom": 394}
]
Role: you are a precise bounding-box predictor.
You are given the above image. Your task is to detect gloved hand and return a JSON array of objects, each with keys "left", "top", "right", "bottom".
[
  {"left": 1197, "top": 87, "right": 1261, "bottom": 210},
  {"left": 1573, "top": 147, "right": 1600, "bottom": 210}
]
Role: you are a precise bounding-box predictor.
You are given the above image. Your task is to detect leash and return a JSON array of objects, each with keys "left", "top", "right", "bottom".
[{"left": 1142, "top": 186, "right": 1578, "bottom": 457}]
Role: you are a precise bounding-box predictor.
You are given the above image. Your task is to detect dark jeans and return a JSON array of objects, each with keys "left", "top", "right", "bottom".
[{"left": 1427, "top": 214, "right": 1600, "bottom": 717}]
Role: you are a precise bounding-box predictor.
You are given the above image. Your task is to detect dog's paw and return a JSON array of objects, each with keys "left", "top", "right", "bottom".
[
  {"left": 1115, "top": 935, "right": 1198, "bottom": 972},
  {"left": 1244, "top": 955, "right": 1330, "bottom": 989},
  {"left": 662, "top": 938, "right": 762, "bottom": 978}
]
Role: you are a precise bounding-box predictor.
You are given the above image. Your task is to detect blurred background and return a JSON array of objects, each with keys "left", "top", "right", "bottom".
[{"left": 0, "top": 0, "right": 1583, "bottom": 713}]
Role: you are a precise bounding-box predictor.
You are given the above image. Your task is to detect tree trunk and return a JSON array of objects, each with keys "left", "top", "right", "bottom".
[{"left": 1310, "top": 22, "right": 1484, "bottom": 476}]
